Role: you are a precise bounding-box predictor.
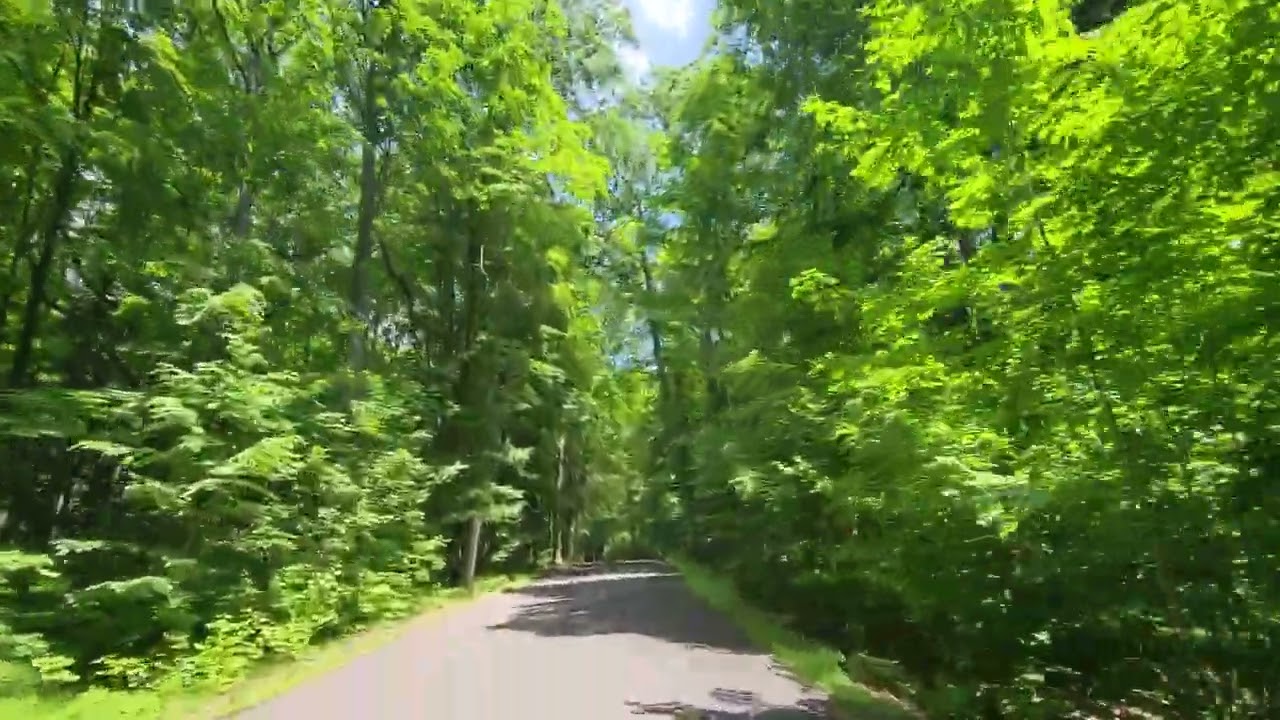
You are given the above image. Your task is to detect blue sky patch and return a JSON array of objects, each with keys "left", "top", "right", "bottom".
[{"left": 617, "top": 0, "right": 714, "bottom": 80}]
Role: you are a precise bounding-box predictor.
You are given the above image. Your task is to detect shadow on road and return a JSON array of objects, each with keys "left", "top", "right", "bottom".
[
  {"left": 623, "top": 688, "right": 827, "bottom": 718},
  {"left": 486, "top": 560, "right": 758, "bottom": 655}
]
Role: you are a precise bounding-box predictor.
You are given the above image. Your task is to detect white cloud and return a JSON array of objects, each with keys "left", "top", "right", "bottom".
[
  {"left": 616, "top": 44, "right": 652, "bottom": 82},
  {"left": 630, "top": 0, "right": 694, "bottom": 37}
]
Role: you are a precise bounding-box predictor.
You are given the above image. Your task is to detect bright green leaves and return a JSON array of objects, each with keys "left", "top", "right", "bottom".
[
  {"left": 639, "top": 0, "right": 1280, "bottom": 717},
  {"left": 0, "top": 0, "right": 649, "bottom": 699},
  {"left": 532, "top": 120, "right": 612, "bottom": 199},
  {"left": 140, "top": 30, "right": 191, "bottom": 95},
  {"left": 789, "top": 269, "right": 854, "bottom": 316},
  {"left": 861, "top": 2, "right": 937, "bottom": 75}
]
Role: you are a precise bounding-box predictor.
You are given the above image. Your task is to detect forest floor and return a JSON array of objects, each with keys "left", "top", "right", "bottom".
[{"left": 229, "top": 560, "right": 911, "bottom": 719}]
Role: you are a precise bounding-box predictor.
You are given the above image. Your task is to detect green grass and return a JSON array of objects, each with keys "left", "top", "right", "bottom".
[
  {"left": 0, "top": 573, "right": 533, "bottom": 720},
  {"left": 671, "top": 558, "right": 920, "bottom": 720}
]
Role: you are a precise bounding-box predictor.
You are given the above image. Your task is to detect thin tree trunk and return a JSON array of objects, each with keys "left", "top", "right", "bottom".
[
  {"left": 564, "top": 510, "right": 577, "bottom": 564},
  {"left": 349, "top": 136, "right": 378, "bottom": 374},
  {"left": 553, "top": 433, "right": 566, "bottom": 565},
  {"left": 10, "top": 152, "right": 78, "bottom": 387},
  {"left": 0, "top": 154, "right": 42, "bottom": 344},
  {"left": 462, "top": 514, "right": 482, "bottom": 591},
  {"left": 453, "top": 216, "right": 489, "bottom": 587},
  {"left": 638, "top": 251, "right": 668, "bottom": 395}
]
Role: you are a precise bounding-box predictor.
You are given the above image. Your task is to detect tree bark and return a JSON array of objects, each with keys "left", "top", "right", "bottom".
[
  {"left": 9, "top": 152, "right": 78, "bottom": 387},
  {"left": 553, "top": 433, "right": 566, "bottom": 564},
  {"left": 349, "top": 135, "right": 378, "bottom": 375},
  {"left": 462, "top": 513, "right": 482, "bottom": 591}
]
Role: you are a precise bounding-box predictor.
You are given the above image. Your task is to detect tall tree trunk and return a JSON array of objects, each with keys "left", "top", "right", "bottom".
[
  {"left": 9, "top": 152, "right": 78, "bottom": 387},
  {"left": 0, "top": 154, "right": 42, "bottom": 345},
  {"left": 453, "top": 216, "right": 489, "bottom": 585},
  {"left": 349, "top": 135, "right": 378, "bottom": 375},
  {"left": 462, "top": 514, "right": 482, "bottom": 591},
  {"left": 563, "top": 508, "right": 577, "bottom": 565},
  {"left": 638, "top": 250, "right": 668, "bottom": 397},
  {"left": 553, "top": 433, "right": 566, "bottom": 564}
]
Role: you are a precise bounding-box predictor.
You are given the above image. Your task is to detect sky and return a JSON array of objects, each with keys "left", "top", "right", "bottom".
[{"left": 617, "top": 0, "right": 715, "bottom": 82}]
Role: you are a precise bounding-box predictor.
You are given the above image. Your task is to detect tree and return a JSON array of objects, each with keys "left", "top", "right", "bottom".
[
  {"left": 635, "top": 0, "right": 1280, "bottom": 716},
  {"left": 0, "top": 0, "right": 646, "bottom": 694}
]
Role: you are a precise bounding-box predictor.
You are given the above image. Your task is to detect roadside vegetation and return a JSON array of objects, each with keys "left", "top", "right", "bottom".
[
  {"left": 2, "top": 575, "right": 529, "bottom": 719},
  {"left": 675, "top": 559, "right": 917, "bottom": 720},
  {"left": 2, "top": 0, "right": 1276, "bottom": 717}
]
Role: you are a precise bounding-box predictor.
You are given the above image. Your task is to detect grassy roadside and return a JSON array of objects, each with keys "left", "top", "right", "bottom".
[
  {"left": 671, "top": 558, "right": 919, "bottom": 720},
  {"left": 1, "top": 573, "right": 533, "bottom": 720}
]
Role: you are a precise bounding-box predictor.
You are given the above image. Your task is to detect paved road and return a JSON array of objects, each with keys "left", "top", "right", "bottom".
[{"left": 232, "top": 561, "right": 829, "bottom": 719}]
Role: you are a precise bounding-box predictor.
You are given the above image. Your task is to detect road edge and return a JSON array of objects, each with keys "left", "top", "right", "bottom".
[
  {"left": 669, "top": 557, "right": 920, "bottom": 720},
  {"left": 195, "top": 572, "right": 535, "bottom": 719}
]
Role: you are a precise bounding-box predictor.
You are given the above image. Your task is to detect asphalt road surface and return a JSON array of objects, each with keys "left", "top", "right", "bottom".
[{"left": 231, "top": 561, "right": 830, "bottom": 719}]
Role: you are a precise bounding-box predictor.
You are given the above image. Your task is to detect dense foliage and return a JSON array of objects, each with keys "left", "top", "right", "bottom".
[
  {"left": 631, "top": 0, "right": 1280, "bottom": 717},
  {"left": 3, "top": 0, "right": 1277, "bottom": 717},
  {"left": 0, "top": 0, "right": 648, "bottom": 697}
]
